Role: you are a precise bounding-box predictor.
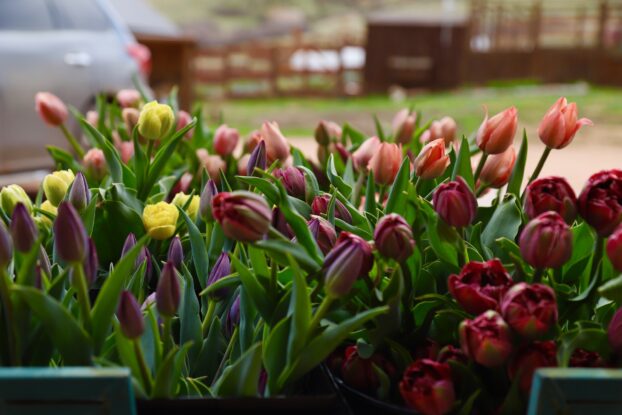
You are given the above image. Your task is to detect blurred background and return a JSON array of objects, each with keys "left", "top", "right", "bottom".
[{"left": 1, "top": 0, "right": 622, "bottom": 189}]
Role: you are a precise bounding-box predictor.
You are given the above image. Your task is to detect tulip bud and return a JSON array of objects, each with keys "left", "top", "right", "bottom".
[
  {"left": 117, "top": 141, "right": 134, "bottom": 164},
  {"left": 116, "top": 89, "right": 141, "bottom": 108},
  {"left": 196, "top": 149, "right": 226, "bottom": 183},
  {"left": 86, "top": 110, "right": 99, "bottom": 127},
  {"left": 420, "top": 117, "right": 458, "bottom": 146},
  {"left": 608, "top": 307, "right": 622, "bottom": 354},
  {"left": 54, "top": 202, "right": 88, "bottom": 263},
  {"left": 501, "top": 282, "right": 557, "bottom": 339},
  {"left": 261, "top": 121, "right": 290, "bottom": 163},
  {"left": 315, "top": 120, "right": 341, "bottom": 146},
  {"left": 138, "top": 101, "right": 175, "bottom": 141},
  {"left": 479, "top": 146, "right": 516, "bottom": 188},
  {"left": 156, "top": 261, "right": 180, "bottom": 317},
  {"left": 476, "top": 106, "right": 518, "bottom": 154},
  {"left": 578, "top": 169, "right": 622, "bottom": 237},
  {"left": 199, "top": 179, "right": 218, "bottom": 222},
  {"left": 392, "top": 108, "right": 416, "bottom": 145},
  {"left": 245, "top": 130, "right": 262, "bottom": 153},
  {"left": 368, "top": 142, "right": 402, "bottom": 186},
  {"left": 122, "top": 233, "right": 152, "bottom": 277},
  {"left": 272, "top": 207, "right": 294, "bottom": 239},
  {"left": 352, "top": 136, "right": 381, "bottom": 172},
  {"left": 172, "top": 192, "right": 200, "bottom": 221},
  {"left": 171, "top": 173, "right": 193, "bottom": 197},
  {"left": 42, "top": 170, "right": 74, "bottom": 207},
  {"left": 38, "top": 201, "right": 57, "bottom": 227},
  {"left": 1, "top": 184, "right": 33, "bottom": 215},
  {"left": 35, "top": 92, "right": 68, "bottom": 127},
  {"left": 11, "top": 203, "right": 38, "bottom": 253},
  {"left": 508, "top": 341, "right": 557, "bottom": 394},
  {"left": 311, "top": 194, "right": 352, "bottom": 224},
  {"left": 0, "top": 222, "right": 13, "bottom": 268},
  {"left": 570, "top": 348, "right": 605, "bottom": 368},
  {"left": 142, "top": 202, "right": 179, "bottom": 240},
  {"left": 324, "top": 232, "right": 373, "bottom": 298},
  {"left": 68, "top": 172, "right": 91, "bottom": 211},
  {"left": 117, "top": 291, "right": 144, "bottom": 339},
  {"left": 212, "top": 191, "right": 272, "bottom": 242},
  {"left": 448, "top": 259, "right": 514, "bottom": 314},
  {"left": 225, "top": 295, "right": 241, "bottom": 337},
  {"left": 308, "top": 216, "right": 337, "bottom": 255},
  {"left": 519, "top": 211, "right": 572, "bottom": 269},
  {"left": 432, "top": 177, "right": 477, "bottom": 228},
  {"left": 83, "top": 148, "right": 108, "bottom": 181},
  {"left": 167, "top": 236, "right": 183, "bottom": 270},
  {"left": 399, "top": 359, "right": 455, "bottom": 415},
  {"left": 524, "top": 176, "right": 577, "bottom": 224},
  {"left": 206, "top": 251, "right": 231, "bottom": 300},
  {"left": 122, "top": 108, "right": 140, "bottom": 134},
  {"left": 273, "top": 166, "right": 306, "bottom": 200},
  {"left": 607, "top": 226, "right": 622, "bottom": 273},
  {"left": 341, "top": 345, "right": 396, "bottom": 395},
  {"left": 247, "top": 140, "right": 267, "bottom": 176},
  {"left": 374, "top": 213, "right": 415, "bottom": 263},
  {"left": 414, "top": 139, "right": 450, "bottom": 180},
  {"left": 176, "top": 110, "right": 194, "bottom": 139},
  {"left": 459, "top": 310, "right": 513, "bottom": 367},
  {"left": 538, "top": 97, "right": 592, "bottom": 149},
  {"left": 213, "top": 124, "right": 240, "bottom": 157},
  {"left": 83, "top": 237, "right": 99, "bottom": 286}
]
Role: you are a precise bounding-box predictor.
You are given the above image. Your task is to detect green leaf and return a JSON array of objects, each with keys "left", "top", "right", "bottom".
[
  {"left": 373, "top": 114, "right": 386, "bottom": 141},
  {"left": 213, "top": 343, "right": 263, "bottom": 397},
  {"left": 152, "top": 343, "right": 193, "bottom": 398},
  {"left": 481, "top": 195, "right": 522, "bottom": 252},
  {"left": 199, "top": 274, "right": 240, "bottom": 297},
  {"left": 113, "top": 322, "right": 144, "bottom": 389},
  {"left": 46, "top": 145, "right": 82, "bottom": 171},
  {"left": 298, "top": 165, "right": 319, "bottom": 199},
  {"left": 451, "top": 137, "right": 475, "bottom": 189},
  {"left": 342, "top": 123, "right": 366, "bottom": 145},
  {"left": 263, "top": 316, "right": 292, "bottom": 394},
  {"left": 598, "top": 274, "right": 622, "bottom": 302},
  {"left": 236, "top": 176, "right": 280, "bottom": 205},
  {"left": 178, "top": 208, "right": 209, "bottom": 290},
  {"left": 132, "top": 127, "right": 148, "bottom": 192},
  {"left": 557, "top": 328, "right": 609, "bottom": 367},
  {"left": 507, "top": 130, "right": 528, "bottom": 198},
  {"left": 364, "top": 172, "right": 377, "bottom": 217},
  {"left": 255, "top": 240, "right": 320, "bottom": 273},
  {"left": 79, "top": 118, "right": 123, "bottom": 183},
  {"left": 326, "top": 154, "right": 352, "bottom": 198},
  {"left": 231, "top": 255, "right": 273, "bottom": 322},
  {"left": 286, "top": 256, "right": 310, "bottom": 366},
  {"left": 385, "top": 157, "right": 411, "bottom": 214},
  {"left": 180, "top": 265, "right": 203, "bottom": 360},
  {"left": 192, "top": 318, "right": 227, "bottom": 378}
]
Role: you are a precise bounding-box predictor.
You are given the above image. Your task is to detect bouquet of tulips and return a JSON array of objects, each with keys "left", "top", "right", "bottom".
[{"left": 0, "top": 86, "right": 621, "bottom": 415}]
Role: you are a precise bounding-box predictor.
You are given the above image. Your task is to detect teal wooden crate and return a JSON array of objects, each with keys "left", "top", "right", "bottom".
[
  {"left": 528, "top": 368, "right": 622, "bottom": 415},
  {"left": 0, "top": 367, "right": 135, "bottom": 415}
]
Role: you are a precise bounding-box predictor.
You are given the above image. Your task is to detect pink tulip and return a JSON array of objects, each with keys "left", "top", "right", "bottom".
[
  {"left": 176, "top": 110, "right": 194, "bottom": 139},
  {"left": 196, "top": 149, "right": 226, "bottom": 183},
  {"left": 214, "top": 124, "right": 240, "bottom": 156},
  {"left": 476, "top": 106, "right": 518, "bottom": 154},
  {"left": 519, "top": 211, "right": 572, "bottom": 269},
  {"left": 392, "top": 108, "right": 416, "bottom": 145},
  {"left": 83, "top": 148, "right": 107, "bottom": 180},
  {"left": 352, "top": 136, "right": 381, "bottom": 172},
  {"left": 117, "top": 141, "right": 134, "bottom": 164},
  {"left": 414, "top": 139, "right": 450, "bottom": 180},
  {"left": 538, "top": 97, "right": 592, "bottom": 149},
  {"left": 421, "top": 117, "right": 457, "bottom": 146},
  {"left": 260, "top": 121, "right": 290, "bottom": 163},
  {"left": 479, "top": 146, "right": 516, "bottom": 188},
  {"left": 368, "top": 142, "right": 402, "bottom": 185},
  {"left": 35, "top": 92, "right": 68, "bottom": 127},
  {"left": 116, "top": 89, "right": 141, "bottom": 108}
]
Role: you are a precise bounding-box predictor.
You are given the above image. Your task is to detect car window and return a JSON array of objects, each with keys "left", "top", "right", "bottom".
[
  {"left": 0, "top": 0, "right": 55, "bottom": 31},
  {"left": 51, "top": 0, "right": 113, "bottom": 31}
]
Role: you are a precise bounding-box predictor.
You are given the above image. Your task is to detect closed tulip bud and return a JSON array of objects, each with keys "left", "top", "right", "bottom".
[
  {"left": 245, "top": 130, "right": 262, "bottom": 153},
  {"left": 167, "top": 236, "right": 183, "bottom": 270},
  {"left": 35, "top": 92, "right": 68, "bottom": 127},
  {"left": 501, "top": 282, "right": 558, "bottom": 339},
  {"left": 538, "top": 97, "right": 592, "bottom": 149},
  {"left": 117, "top": 291, "right": 144, "bottom": 339},
  {"left": 156, "top": 261, "right": 180, "bottom": 317},
  {"left": 308, "top": 216, "right": 337, "bottom": 255},
  {"left": 206, "top": 251, "right": 231, "bottom": 300},
  {"left": 315, "top": 120, "right": 341, "bottom": 146},
  {"left": 0, "top": 222, "right": 13, "bottom": 268},
  {"left": 352, "top": 136, "right": 381, "bottom": 172},
  {"left": 214, "top": 124, "right": 240, "bottom": 156},
  {"left": 212, "top": 191, "right": 272, "bottom": 242},
  {"left": 68, "top": 172, "right": 91, "bottom": 211},
  {"left": 341, "top": 345, "right": 396, "bottom": 394},
  {"left": 273, "top": 166, "right": 306, "bottom": 200},
  {"left": 138, "top": 101, "right": 175, "bottom": 141},
  {"left": 116, "top": 89, "right": 141, "bottom": 108},
  {"left": 237, "top": 154, "right": 250, "bottom": 176},
  {"left": 196, "top": 149, "right": 226, "bottom": 183},
  {"left": 171, "top": 173, "right": 193, "bottom": 196},
  {"left": 1, "top": 184, "right": 32, "bottom": 215},
  {"left": 324, "top": 232, "right": 373, "bottom": 298},
  {"left": 524, "top": 176, "right": 577, "bottom": 224},
  {"left": 86, "top": 110, "right": 99, "bottom": 127},
  {"left": 374, "top": 213, "right": 415, "bottom": 263},
  {"left": 117, "top": 141, "right": 134, "bottom": 164},
  {"left": 39, "top": 201, "right": 57, "bottom": 227},
  {"left": 420, "top": 117, "right": 458, "bottom": 146},
  {"left": 54, "top": 202, "right": 88, "bottom": 263},
  {"left": 83, "top": 148, "right": 107, "bottom": 181},
  {"left": 83, "top": 238, "right": 98, "bottom": 285},
  {"left": 122, "top": 108, "right": 140, "bottom": 134},
  {"left": 247, "top": 140, "right": 267, "bottom": 176},
  {"left": 43, "top": 170, "right": 74, "bottom": 206},
  {"left": 392, "top": 108, "right": 416, "bottom": 145},
  {"left": 448, "top": 259, "right": 514, "bottom": 314},
  {"left": 519, "top": 211, "right": 572, "bottom": 269},
  {"left": 479, "top": 146, "right": 516, "bottom": 188},
  {"left": 459, "top": 310, "right": 513, "bottom": 367},
  {"left": 272, "top": 207, "right": 293, "bottom": 239},
  {"left": 578, "top": 169, "right": 622, "bottom": 237},
  {"left": 142, "top": 202, "right": 179, "bottom": 240},
  {"left": 122, "top": 233, "right": 152, "bottom": 277},
  {"left": 172, "top": 192, "right": 200, "bottom": 221},
  {"left": 311, "top": 194, "right": 352, "bottom": 224},
  {"left": 261, "top": 121, "right": 290, "bottom": 163},
  {"left": 11, "top": 203, "right": 38, "bottom": 253},
  {"left": 368, "top": 142, "right": 402, "bottom": 186},
  {"left": 199, "top": 179, "right": 218, "bottom": 221},
  {"left": 508, "top": 341, "right": 557, "bottom": 394},
  {"left": 176, "top": 110, "right": 194, "bottom": 139},
  {"left": 607, "top": 226, "right": 622, "bottom": 272},
  {"left": 399, "top": 359, "right": 455, "bottom": 415},
  {"left": 476, "top": 106, "right": 518, "bottom": 154},
  {"left": 608, "top": 307, "right": 622, "bottom": 354},
  {"left": 433, "top": 177, "right": 477, "bottom": 228},
  {"left": 414, "top": 139, "right": 450, "bottom": 180},
  {"left": 225, "top": 295, "right": 241, "bottom": 337}
]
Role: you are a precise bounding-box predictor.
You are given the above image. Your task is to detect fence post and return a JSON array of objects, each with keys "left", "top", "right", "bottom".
[
  {"left": 493, "top": 2, "right": 504, "bottom": 50},
  {"left": 597, "top": 0, "right": 609, "bottom": 50},
  {"left": 530, "top": 1, "right": 542, "bottom": 51},
  {"left": 270, "top": 46, "right": 280, "bottom": 97}
]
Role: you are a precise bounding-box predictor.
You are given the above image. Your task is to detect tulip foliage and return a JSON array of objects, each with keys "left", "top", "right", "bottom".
[{"left": 0, "top": 89, "right": 620, "bottom": 414}]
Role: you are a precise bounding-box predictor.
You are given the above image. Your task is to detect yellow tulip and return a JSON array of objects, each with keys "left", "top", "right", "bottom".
[
  {"left": 0, "top": 184, "right": 32, "bottom": 214},
  {"left": 172, "top": 192, "right": 200, "bottom": 221},
  {"left": 42, "top": 169, "right": 75, "bottom": 206},
  {"left": 137, "top": 101, "right": 175, "bottom": 140},
  {"left": 142, "top": 202, "right": 179, "bottom": 240},
  {"left": 39, "top": 200, "right": 58, "bottom": 226}
]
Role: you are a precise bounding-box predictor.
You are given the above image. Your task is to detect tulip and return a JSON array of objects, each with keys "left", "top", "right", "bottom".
[
  {"left": 273, "top": 166, "right": 306, "bottom": 200},
  {"left": 420, "top": 117, "right": 457, "bottom": 146},
  {"left": 122, "top": 108, "right": 140, "bottom": 135},
  {"left": 156, "top": 261, "right": 180, "bottom": 317},
  {"left": 171, "top": 172, "right": 193, "bottom": 196},
  {"left": 459, "top": 310, "right": 513, "bottom": 367},
  {"left": 432, "top": 177, "right": 477, "bottom": 228},
  {"left": 392, "top": 108, "right": 416, "bottom": 145},
  {"left": 86, "top": 110, "right": 99, "bottom": 127},
  {"left": 607, "top": 226, "right": 622, "bottom": 272},
  {"left": 35, "top": 92, "right": 68, "bottom": 127},
  {"left": 570, "top": 348, "right": 605, "bottom": 368},
  {"left": 83, "top": 148, "right": 108, "bottom": 181},
  {"left": 501, "top": 282, "right": 558, "bottom": 339},
  {"left": 341, "top": 345, "right": 396, "bottom": 394},
  {"left": 578, "top": 169, "right": 622, "bottom": 237},
  {"left": 206, "top": 251, "right": 231, "bottom": 300},
  {"left": 538, "top": 97, "right": 592, "bottom": 149},
  {"left": 11, "top": 203, "right": 38, "bottom": 253},
  {"left": 116, "top": 89, "right": 141, "bottom": 108},
  {"left": 38, "top": 201, "right": 57, "bottom": 227},
  {"left": 122, "top": 233, "right": 151, "bottom": 277},
  {"left": 524, "top": 176, "right": 577, "bottom": 224},
  {"left": 508, "top": 341, "right": 557, "bottom": 394},
  {"left": 261, "top": 121, "right": 290, "bottom": 163},
  {"left": 476, "top": 106, "right": 518, "bottom": 154},
  {"left": 172, "top": 192, "right": 200, "bottom": 221},
  {"left": 315, "top": 120, "right": 342, "bottom": 146},
  {"left": 42, "top": 170, "right": 74, "bottom": 207},
  {"left": 1, "top": 184, "right": 32, "bottom": 215},
  {"left": 167, "top": 236, "right": 183, "bottom": 270},
  {"left": 0, "top": 222, "right": 13, "bottom": 268},
  {"left": 448, "top": 259, "right": 514, "bottom": 314},
  {"left": 213, "top": 124, "right": 240, "bottom": 157},
  {"left": 212, "top": 191, "right": 272, "bottom": 242},
  {"left": 352, "top": 136, "right": 381, "bottom": 172},
  {"left": 196, "top": 149, "right": 226, "bottom": 183},
  {"left": 311, "top": 194, "right": 352, "bottom": 224},
  {"left": 83, "top": 238, "right": 98, "bottom": 285},
  {"left": 68, "top": 172, "right": 91, "bottom": 211},
  {"left": 138, "top": 101, "right": 175, "bottom": 141},
  {"left": 519, "top": 211, "right": 572, "bottom": 269},
  {"left": 142, "top": 202, "right": 179, "bottom": 240},
  {"left": 245, "top": 130, "right": 262, "bottom": 153},
  {"left": 247, "top": 140, "right": 266, "bottom": 176},
  {"left": 414, "top": 139, "right": 450, "bottom": 180},
  {"left": 308, "top": 216, "right": 337, "bottom": 255},
  {"left": 368, "top": 142, "right": 402, "bottom": 186},
  {"left": 117, "top": 291, "right": 144, "bottom": 339},
  {"left": 117, "top": 141, "right": 134, "bottom": 164},
  {"left": 399, "top": 359, "right": 455, "bottom": 415},
  {"left": 237, "top": 154, "right": 250, "bottom": 176},
  {"left": 272, "top": 207, "right": 294, "bottom": 239},
  {"left": 608, "top": 307, "right": 622, "bottom": 354},
  {"left": 225, "top": 295, "right": 241, "bottom": 337},
  {"left": 54, "top": 202, "right": 88, "bottom": 263},
  {"left": 176, "top": 110, "right": 194, "bottom": 139},
  {"left": 323, "top": 232, "right": 373, "bottom": 298},
  {"left": 199, "top": 179, "right": 218, "bottom": 222},
  {"left": 374, "top": 213, "right": 415, "bottom": 263},
  {"left": 479, "top": 146, "right": 516, "bottom": 188}
]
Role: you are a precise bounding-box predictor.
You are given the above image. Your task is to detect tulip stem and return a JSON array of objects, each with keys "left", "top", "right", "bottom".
[
  {"left": 473, "top": 153, "right": 489, "bottom": 183},
  {"left": 201, "top": 300, "right": 216, "bottom": 337},
  {"left": 528, "top": 147, "right": 552, "bottom": 185},
  {"left": 60, "top": 124, "right": 85, "bottom": 158},
  {"left": 268, "top": 226, "right": 290, "bottom": 242},
  {"left": 309, "top": 297, "right": 333, "bottom": 335},
  {"left": 133, "top": 339, "right": 153, "bottom": 395},
  {"left": 205, "top": 222, "right": 213, "bottom": 250},
  {"left": 162, "top": 316, "right": 174, "bottom": 356},
  {"left": 352, "top": 173, "right": 366, "bottom": 207},
  {"left": 378, "top": 186, "right": 386, "bottom": 206},
  {"left": 212, "top": 327, "right": 238, "bottom": 385},
  {"left": 476, "top": 184, "right": 489, "bottom": 197},
  {"left": 270, "top": 258, "right": 278, "bottom": 296},
  {"left": 0, "top": 268, "right": 20, "bottom": 366},
  {"left": 533, "top": 268, "right": 544, "bottom": 283},
  {"left": 72, "top": 263, "right": 92, "bottom": 332}
]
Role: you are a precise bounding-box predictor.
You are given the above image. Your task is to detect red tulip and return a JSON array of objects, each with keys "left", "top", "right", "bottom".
[
  {"left": 459, "top": 310, "right": 513, "bottom": 367},
  {"left": 352, "top": 136, "right": 381, "bottom": 172},
  {"left": 214, "top": 124, "right": 240, "bottom": 156},
  {"left": 524, "top": 176, "right": 577, "bottom": 224},
  {"left": 501, "top": 282, "right": 558, "bottom": 339},
  {"left": 479, "top": 146, "right": 516, "bottom": 188},
  {"left": 323, "top": 232, "right": 373, "bottom": 298},
  {"left": 368, "top": 142, "right": 402, "bottom": 185},
  {"left": 341, "top": 345, "right": 396, "bottom": 394},
  {"left": 432, "top": 177, "right": 477, "bottom": 228},
  {"left": 311, "top": 194, "right": 352, "bottom": 224},
  {"left": 308, "top": 216, "right": 337, "bottom": 255},
  {"left": 373, "top": 213, "right": 415, "bottom": 263},
  {"left": 261, "top": 121, "right": 290, "bottom": 163},
  {"left": 399, "top": 359, "right": 455, "bottom": 415},
  {"left": 607, "top": 225, "right": 622, "bottom": 272},
  {"left": 414, "top": 139, "right": 450, "bottom": 180},
  {"left": 570, "top": 348, "right": 605, "bottom": 368},
  {"left": 212, "top": 191, "right": 272, "bottom": 243},
  {"left": 273, "top": 166, "right": 306, "bottom": 200},
  {"left": 392, "top": 108, "right": 416, "bottom": 145},
  {"left": 35, "top": 92, "right": 68, "bottom": 127},
  {"left": 508, "top": 341, "right": 557, "bottom": 394},
  {"left": 608, "top": 307, "right": 622, "bottom": 354},
  {"left": 538, "top": 97, "right": 592, "bottom": 149},
  {"left": 578, "top": 169, "right": 622, "bottom": 237},
  {"left": 519, "top": 211, "right": 572, "bottom": 269},
  {"left": 476, "top": 106, "right": 518, "bottom": 154}
]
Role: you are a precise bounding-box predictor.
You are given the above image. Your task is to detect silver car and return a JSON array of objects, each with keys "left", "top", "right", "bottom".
[{"left": 0, "top": 0, "right": 149, "bottom": 180}]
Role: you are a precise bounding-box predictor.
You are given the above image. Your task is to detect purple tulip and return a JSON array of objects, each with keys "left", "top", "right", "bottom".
[
  {"left": 167, "top": 236, "right": 183, "bottom": 270},
  {"left": 247, "top": 140, "right": 266, "bottom": 176},
  {"left": 11, "top": 203, "right": 38, "bottom": 253},
  {"left": 519, "top": 211, "right": 572, "bottom": 269},
  {"left": 212, "top": 191, "right": 272, "bottom": 243},
  {"left": 83, "top": 238, "right": 99, "bottom": 286},
  {"left": 69, "top": 172, "right": 91, "bottom": 211},
  {"left": 0, "top": 222, "right": 13, "bottom": 267},
  {"left": 324, "top": 232, "right": 373, "bottom": 298},
  {"left": 373, "top": 213, "right": 415, "bottom": 263},
  {"left": 156, "top": 261, "right": 180, "bottom": 317},
  {"left": 117, "top": 290, "right": 144, "bottom": 339},
  {"left": 206, "top": 251, "right": 231, "bottom": 300},
  {"left": 433, "top": 177, "right": 477, "bottom": 228},
  {"left": 273, "top": 166, "right": 306, "bottom": 200},
  {"left": 54, "top": 202, "right": 88, "bottom": 263},
  {"left": 307, "top": 216, "right": 337, "bottom": 255},
  {"left": 199, "top": 179, "right": 218, "bottom": 221}
]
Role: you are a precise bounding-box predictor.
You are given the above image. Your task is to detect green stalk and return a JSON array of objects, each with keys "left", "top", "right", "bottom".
[
  {"left": 309, "top": 296, "right": 333, "bottom": 335},
  {"left": 473, "top": 153, "right": 489, "bottom": 183},
  {"left": 60, "top": 124, "right": 85, "bottom": 158},
  {"left": 72, "top": 263, "right": 92, "bottom": 332},
  {"left": 205, "top": 222, "right": 213, "bottom": 251},
  {"left": 200, "top": 300, "right": 216, "bottom": 337},
  {"left": 270, "top": 258, "right": 278, "bottom": 296},
  {"left": 0, "top": 268, "right": 19, "bottom": 366},
  {"left": 133, "top": 339, "right": 153, "bottom": 395},
  {"left": 351, "top": 173, "right": 366, "bottom": 207},
  {"left": 527, "top": 146, "right": 552, "bottom": 185},
  {"left": 212, "top": 327, "right": 238, "bottom": 385},
  {"left": 162, "top": 316, "right": 173, "bottom": 357}
]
